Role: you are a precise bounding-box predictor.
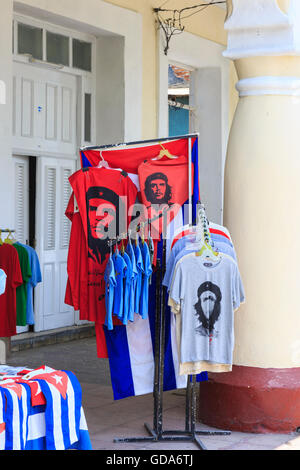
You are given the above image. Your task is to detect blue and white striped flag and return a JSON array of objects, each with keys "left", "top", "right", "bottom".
[
  {"left": 0, "top": 367, "right": 92, "bottom": 451},
  {"left": 0, "top": 380, "right": 31, "bottom": 450}
]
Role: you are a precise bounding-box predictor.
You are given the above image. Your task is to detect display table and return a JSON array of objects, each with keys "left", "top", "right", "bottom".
[{"left": 0, "top": 365, "right": 92, "bottom": 450}]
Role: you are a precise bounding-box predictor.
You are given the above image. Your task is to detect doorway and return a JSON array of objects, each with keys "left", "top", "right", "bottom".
[
  {"left": 168, "top": 63, "right": 192, "bottom": 137},
  {"left": 13, "top": 153, "right": 76, "bottom": 333}
]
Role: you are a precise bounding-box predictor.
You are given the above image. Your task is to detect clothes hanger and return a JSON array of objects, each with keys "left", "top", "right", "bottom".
[
  {"left": 194, "top": 204, "right": 220, "bottom": 262},
  {"left": 196, "top": 240, "right": 220, "bottom": 262},
  {"left": 109, "top": 240, "right": 113, "bottom": 257},
  {"left": 4, "top": 230, "right": 16, "bottom": 245},
  {"left": 97, "top": 151, "right": 109, "bottom": 168},
  {"left": 140, "top": 223, "right": 145, "bottom": 245},
  {"left": 114, "top": 237, "right": 120, "bottom": 256},
  {"left": 154, "top": 142, "right": 177, "bottom": 160},
  {"left": 128, "top": 230, "right": 132, "bottom": 245}
]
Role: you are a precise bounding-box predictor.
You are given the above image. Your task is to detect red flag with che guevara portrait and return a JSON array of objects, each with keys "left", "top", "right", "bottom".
[
  {"left": 66, "top": 138, "right": 199, "bottom": 359},
  {"left": 137, "top": 155, "right": 194, "bottom": 242}
]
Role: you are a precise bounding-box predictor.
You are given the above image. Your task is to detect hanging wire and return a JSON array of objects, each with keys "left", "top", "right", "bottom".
[
  {"left": 180, "top": 4, "right": 211, "bottom": 20},
  {"left": 154, "top": 1, "right": 226, "bottom": 55}
]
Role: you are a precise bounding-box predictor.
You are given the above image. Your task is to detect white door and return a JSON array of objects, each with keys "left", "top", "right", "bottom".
[
  {"left": 34, "top": 157, "right": 76, "bottom": 332},
  {"left": 13, "top": 60, "right": 79, "bottom": 332},
  {"left": 13, "top": 61, "right": 77, "bottom": 157}
]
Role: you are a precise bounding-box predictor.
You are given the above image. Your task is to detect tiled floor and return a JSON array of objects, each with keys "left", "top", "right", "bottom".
[{"left": 7, "top": 336, "right": 300, "bottom": 451}]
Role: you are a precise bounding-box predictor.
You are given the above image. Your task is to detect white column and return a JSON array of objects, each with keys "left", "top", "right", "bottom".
[{"left": 224, "top": 0, "right": 300, "bottom": 369}]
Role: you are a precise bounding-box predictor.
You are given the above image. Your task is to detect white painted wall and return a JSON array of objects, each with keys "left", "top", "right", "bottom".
[
  {"left": 14, "top": 0, "right": 143, "bottom": 144},
  {"left": 190, "top": 67, "right": 223, "bottom": 223},
  {"left": 96, "top": 36, "right": 125, "bottom": 145},
  {"left": 0, "top": 0, "right": 14, "bottom": 229}
]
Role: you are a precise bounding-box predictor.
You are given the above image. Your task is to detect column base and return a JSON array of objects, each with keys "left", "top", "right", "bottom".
[
  {"left": 0, "top": 337, "right": 10, "bottom": 365},
  {"left": 198, "top": 365, "right": 300, "bottom": 434}
]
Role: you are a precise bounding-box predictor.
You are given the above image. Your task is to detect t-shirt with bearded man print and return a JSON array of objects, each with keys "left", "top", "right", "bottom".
[
  {"left": 68, "top": 167, "right": 139, "bottom": 326},
  {"left": 169, "top": 253, "right": 245, "bottom": 370}
]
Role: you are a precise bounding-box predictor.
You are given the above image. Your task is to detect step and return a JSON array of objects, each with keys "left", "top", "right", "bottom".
[{"left": 10, "top": 324, "right": 96, "bottom": 353}]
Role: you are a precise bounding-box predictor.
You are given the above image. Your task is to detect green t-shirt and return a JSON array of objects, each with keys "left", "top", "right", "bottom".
[{"left": 13, "top": 243, "right": 32, "bottom": 327}]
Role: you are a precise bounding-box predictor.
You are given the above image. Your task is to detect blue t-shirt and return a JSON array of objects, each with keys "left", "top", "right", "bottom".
[
  {"left": 0, "top": 269, "right": 6, "bottom": 296},
  {"left": 133, "top": 243, "right": 144, "bottom": 314},
  {"left": 122, "top": 252, "right": 133, "bottom": 325},
  {"left": 210, "top": 233, "right": 234, "bottom": 248},
  {"left": 104, "top": 256, "right": 117, "bottom": 331},
  {"left": 17, "top": 243, "right": 42, "bottom": 325},
  {"left": 112, "top": 251, "right": 127, "bottom": 319},
  {"left": 139, "top": 241, "right": 153, "bottom": 320},
  {"left": 214, "top": 241, "right": 237, "bottom": 261},
  {"left": 170, "top": 233, "right": 232, "bottom": 264},
  {"left": 163, "top": 237, "right": 237, "bottom": 291},
  {"left": 125, "top": 242, "right": 138, "bottom": 322}
]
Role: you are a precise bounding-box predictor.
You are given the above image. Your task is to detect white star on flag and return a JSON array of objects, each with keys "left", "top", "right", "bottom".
[{"left": 52, "top": 374, "right": 63, "bottom": 385}]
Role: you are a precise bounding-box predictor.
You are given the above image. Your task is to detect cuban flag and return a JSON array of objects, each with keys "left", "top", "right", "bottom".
[
  {"left": 22, "top": 366, "right": 91, "bottom": 450},
  {"left": 0, "top": 388, "right": 5, "bottom": 449},
  {"left": 81, "top": 138, "right": 208, "bottom": 400},
  {"left": 0, "top": 380, "right": 31, "bottom": 450},
  {"left": 0, "top": 366, "right": 92, "bottom": 451}
]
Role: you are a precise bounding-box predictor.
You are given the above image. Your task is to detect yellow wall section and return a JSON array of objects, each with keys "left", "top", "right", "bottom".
[
  {"left": 276, "top": 0, "right": 290, "bottom": 14},
  {"left": 103, "top": 0, "right": 228, "bottom": 139}
]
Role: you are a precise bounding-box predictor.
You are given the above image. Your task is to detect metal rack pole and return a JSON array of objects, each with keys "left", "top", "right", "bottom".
[{"left": 80, "top": 133, "right": 199, "bottom": 152}]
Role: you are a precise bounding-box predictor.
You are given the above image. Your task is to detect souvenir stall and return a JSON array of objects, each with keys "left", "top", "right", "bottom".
[{"left": 68, "top": 134, "right": 245, "bottom": 450}]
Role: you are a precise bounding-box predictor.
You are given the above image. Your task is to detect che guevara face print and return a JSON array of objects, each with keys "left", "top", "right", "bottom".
[
  {"left": 144, "top": 172, "right": 173, "bottom": 206},
  {"left": 86, "top": 186, "right": 125, "bottom": 264},
  {"left": 194, "top": 281, "right": 222, "bottom": 337}
]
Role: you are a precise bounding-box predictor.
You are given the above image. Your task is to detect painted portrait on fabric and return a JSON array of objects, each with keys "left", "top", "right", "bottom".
[
  {"left": 144, "top": 172, "right": 173, "bottom": 206},
  {"left": 86, "top": 186, "right": 126, "bottom": 264},
  {"left": 194, "top": 281, "right": 222, "bottom": 339},
  {"left": 138, "top": 157, "right": 194, "bottom": 240}
]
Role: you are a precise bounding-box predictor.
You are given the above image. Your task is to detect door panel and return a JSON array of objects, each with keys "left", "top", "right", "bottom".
[
  {"left": 34, "top": 157, "right": 76, "bottom": 332},
  {"left": 13, "top": 61, "right": 79, "bottom": 332},
  {"left": 13, "top": 62, "right": 77, "bottom": 157}
]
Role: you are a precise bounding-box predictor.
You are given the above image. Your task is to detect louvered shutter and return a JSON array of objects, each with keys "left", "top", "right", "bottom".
[
  {"left": 15, "top": 160, "right": 29, "bottom": 245},
  {"left": 60, "top": 167, "right": 72, "bottom": 249},
  {"left": 44, "top": 166, "right": 56, "bottom": 250}
]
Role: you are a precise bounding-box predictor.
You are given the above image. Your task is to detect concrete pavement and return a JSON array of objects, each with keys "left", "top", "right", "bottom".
[{"left": 7, "top": 333, "right": 300, "bottom": 451}]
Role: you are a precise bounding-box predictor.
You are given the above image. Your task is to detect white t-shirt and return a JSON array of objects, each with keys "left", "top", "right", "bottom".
[{"left": 169, "top": 253, "right": 245, "bottom": 369}]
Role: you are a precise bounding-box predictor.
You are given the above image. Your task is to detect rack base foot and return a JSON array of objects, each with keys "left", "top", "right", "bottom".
[{"left": 113, "top": 423, "right": 231, "bottom": 450}]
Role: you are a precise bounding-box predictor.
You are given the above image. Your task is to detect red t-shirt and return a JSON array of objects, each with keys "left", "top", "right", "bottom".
[
  {"left": 65, "top": 193, "right": 88, "bottom": 316},
  {"left": 68, "top": 167, "right": 139, "bottom": 326},
  {"left": 0, "top": 244, "right": 23, "bottom": 337}
]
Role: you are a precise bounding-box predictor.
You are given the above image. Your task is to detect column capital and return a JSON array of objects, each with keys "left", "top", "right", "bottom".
[{"left": 223, "top": 0, "right": 300, "bottom": 60}]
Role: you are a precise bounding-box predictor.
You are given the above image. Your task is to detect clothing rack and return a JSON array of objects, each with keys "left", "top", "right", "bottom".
[
  {"left": 90, "top": 134, "right": 231, "bottom": 450},
  {"left": 114, "top": 212, "right": 231, "bottom": 450},
  {"left": 80, "top": 133, "right": 199, "bottom": 152}
]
